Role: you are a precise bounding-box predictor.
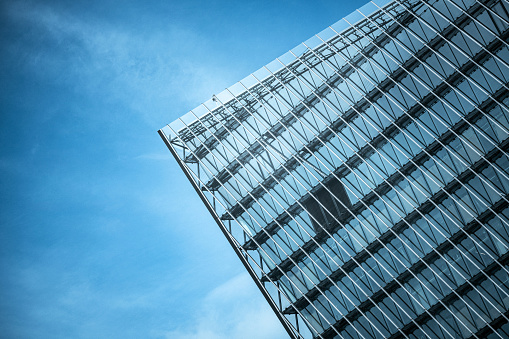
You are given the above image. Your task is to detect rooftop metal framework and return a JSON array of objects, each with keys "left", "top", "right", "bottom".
[{"left": 160, "top": 0, "right": 509, "bottom": 337}]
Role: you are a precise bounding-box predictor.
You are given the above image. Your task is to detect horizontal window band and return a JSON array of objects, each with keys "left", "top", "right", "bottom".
[
  {"left": 221, "top": 18, "right": 508, "bottom": 233},
  {"left": 184, "top": 2, "right": 422, "bottom": 165},
  {"left": 262, "top": 84, "right": 508, "bottom": 285},
  {"left": 261, "top": 136, "right": 509, "bottom": 284},
  {"left": 283, "top": 194, "right": 509, "bottom": 315},
  {"left": 240, "top": 88, "right": 508, "bottom": 264},
  {"left": 205, "top": 0, "right": 489, "bottom": 191},
  {"left": 245, "top": 84, "right": 507, "bottom": 266},
  {"left": 466, "top": 309, "right": 509, "bottom": 339},
  {"left": 321, "top": 251, "right": 509, "bottom": 339},
  {"left": 385, "top": 255, "right": 509, "bottom": 339}
]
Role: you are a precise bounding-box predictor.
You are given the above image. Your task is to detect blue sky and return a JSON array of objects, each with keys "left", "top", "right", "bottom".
[{"left": 0, "top": 0, "right": 368, "bottom": 337}]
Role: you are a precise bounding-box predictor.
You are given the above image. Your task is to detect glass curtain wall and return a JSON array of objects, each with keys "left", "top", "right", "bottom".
[{"left": 159, "top": 0, "right": 509, "bottom": 337}]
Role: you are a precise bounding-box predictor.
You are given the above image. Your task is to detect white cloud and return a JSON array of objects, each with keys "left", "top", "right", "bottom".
[
  {"left": 162, "top": 273, "right": 287, "bottom": 339},
  {"left": 6, "top": 1, "right": 239, "bottom": 124}
]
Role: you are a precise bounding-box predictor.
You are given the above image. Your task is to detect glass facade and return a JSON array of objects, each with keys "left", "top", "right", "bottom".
[{"left": 159, "top": 0, "right": 509, "bottom": 337}]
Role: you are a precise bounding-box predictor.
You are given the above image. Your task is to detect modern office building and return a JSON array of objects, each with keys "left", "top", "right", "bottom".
[{"left": 159, "top": 0, "right": 509, "bottom": 337}]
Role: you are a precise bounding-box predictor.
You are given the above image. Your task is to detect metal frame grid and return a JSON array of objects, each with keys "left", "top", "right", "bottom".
[{"left": 159, "top": 0, "right": 509, "bottom": 337}]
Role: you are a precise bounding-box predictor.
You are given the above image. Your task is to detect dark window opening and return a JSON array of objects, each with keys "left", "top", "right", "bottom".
[{"left": 304, "top": 176, "right": 351, "bottom": 233}]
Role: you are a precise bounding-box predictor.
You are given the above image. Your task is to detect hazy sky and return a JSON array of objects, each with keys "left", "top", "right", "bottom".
[{"left": 0, "top": 0, "right": 368, "bottom": 338}]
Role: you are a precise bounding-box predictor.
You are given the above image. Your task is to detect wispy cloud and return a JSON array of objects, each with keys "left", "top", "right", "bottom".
[
  {"left": 162, "top": 273, "right": 287, "bottom": 339},
  {"left": 6, "top": 1, "right": 239, "bottom": 125}
]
